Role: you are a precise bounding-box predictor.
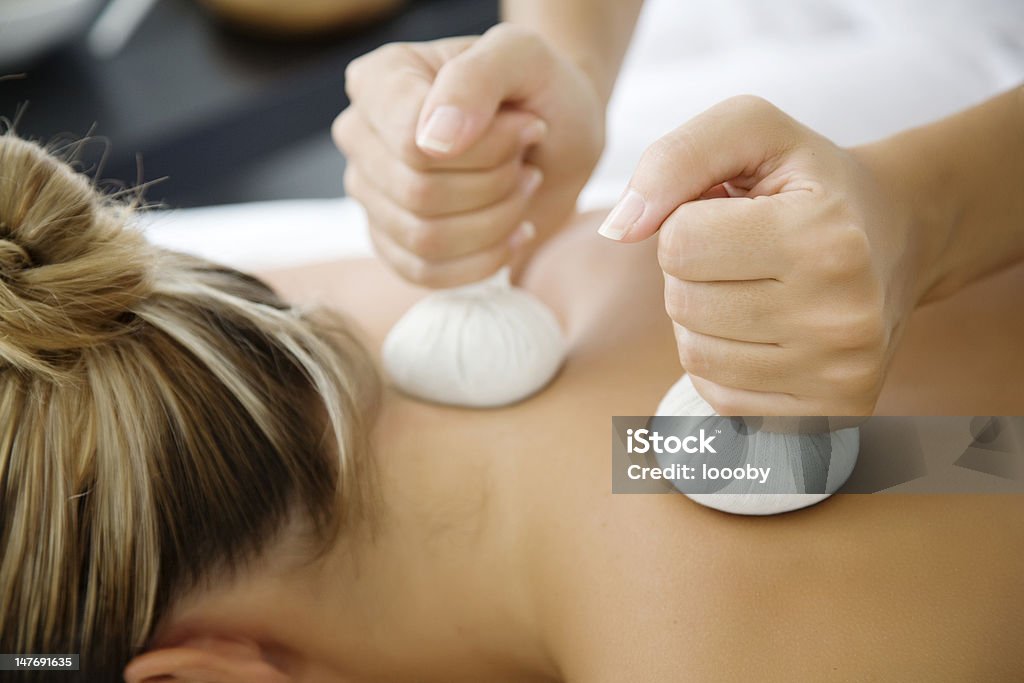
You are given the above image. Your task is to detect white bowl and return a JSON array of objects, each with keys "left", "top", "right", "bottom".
[{"left": 0, "top": 0, "right": 100, "bottom": 69}]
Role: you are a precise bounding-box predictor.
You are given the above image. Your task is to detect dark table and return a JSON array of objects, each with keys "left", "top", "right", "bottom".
[{"left": 0, "top": 0, "right": 498, "bottom": 207}]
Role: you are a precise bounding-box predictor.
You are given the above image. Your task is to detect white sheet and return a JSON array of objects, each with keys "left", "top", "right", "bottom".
[
  {"left": 144, "top": 0, "right": 1024, "bottom": 270},
  {"left": 142, "top": 197, "right": 373, "bottom": 269}
]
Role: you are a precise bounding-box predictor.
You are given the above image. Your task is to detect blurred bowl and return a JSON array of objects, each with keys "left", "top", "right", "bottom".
[{"left": 0, "top": 0, "right": 101, "bottom": 69}]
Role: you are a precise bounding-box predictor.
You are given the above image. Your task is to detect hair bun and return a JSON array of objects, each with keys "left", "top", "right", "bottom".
[
  {"left": 0, "top": 237, "right": 32, "bottom": 273},
  {"left": 0, "top": 136, "right": 152, "bottom": 376}
]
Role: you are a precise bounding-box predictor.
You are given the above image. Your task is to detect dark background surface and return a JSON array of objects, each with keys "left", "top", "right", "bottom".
[{"left": 0, "top": 0, "right": 499, "bottom": 207}]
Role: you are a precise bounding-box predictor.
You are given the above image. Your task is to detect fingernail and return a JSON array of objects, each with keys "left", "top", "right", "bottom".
[
  {"left": 723, "top": 181, "right": 744, "bottom": 198},
  {"left": 521, "top": 167, "right": 543, "bottom": 196},
  {"left": 520, "top": 119, "right": 548, "bottom": 146},
  {"left": 508, "top": 221, "right": 536, "bottom": 250},
  {"left": 417, "top": 106, "right": 465, "bottom": 153},
  {"left": 597, "top": 189, "right": 645, "bottom": 241}
]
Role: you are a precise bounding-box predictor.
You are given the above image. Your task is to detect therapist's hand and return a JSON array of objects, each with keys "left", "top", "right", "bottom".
[
  {"left": 334, "top": 24, "right": 604, "bottom": 288},
  {"left": 599, "top": 95, "right": 927, "bottom": 416}
]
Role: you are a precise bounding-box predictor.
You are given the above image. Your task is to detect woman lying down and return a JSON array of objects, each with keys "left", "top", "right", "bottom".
[{"left": 1, "top": 109, "right": 1023, "bottom": 681}]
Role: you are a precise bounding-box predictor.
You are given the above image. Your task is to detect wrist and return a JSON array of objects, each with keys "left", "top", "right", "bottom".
[
  {"left": 564, "top": 51, "right": 617, "bottom": 108},
  {"left": 850, "top": 135, "right": 958, "bottom": 307}
]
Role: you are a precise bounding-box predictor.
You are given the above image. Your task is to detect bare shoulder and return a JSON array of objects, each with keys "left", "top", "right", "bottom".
[
  {"left": 256, "top": 257, "right": 425, "bottom": 343},
  {"left": 880, "top": 260, "right": 1024, "bottom": 414},
  {"left": 544, "top": 493, "right": 1024, "bottom": 682},
  {"left": 520, "top": 210, "right": 666, "bottom": 349},
  {"left": 255, "top": 209, "right": 671, "bottom": 358}
]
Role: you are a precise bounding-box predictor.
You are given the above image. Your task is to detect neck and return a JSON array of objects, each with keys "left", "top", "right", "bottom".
[
  {"left": 299, "top": 393, "right": 561, "bottom": 679},
  {"left": 154, "top": 390, "right": 560, "bottom": 681}
]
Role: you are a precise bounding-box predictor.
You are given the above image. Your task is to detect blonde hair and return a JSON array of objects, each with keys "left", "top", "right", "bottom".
[{"left": 0, "top": 136, "right": 380, "bottom": 681}]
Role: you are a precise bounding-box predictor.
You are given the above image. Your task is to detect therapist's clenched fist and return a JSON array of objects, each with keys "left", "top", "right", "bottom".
[
  {"left": 600, "top": 95, "right": 926, "bottom": 416},
  {"left": 334, "top": 24, "right": 604, "bottom": 287}
]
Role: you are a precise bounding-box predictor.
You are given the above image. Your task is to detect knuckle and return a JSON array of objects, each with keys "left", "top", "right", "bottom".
[
  {"left": 396, "top": 136, "right": 430, "bottom": 171},
  {"left": 706, "top": 390, "right": 743, "bottom": 417},
  {"left": 489, "top": 22, "right": 524, "bottom": 38},
  {"left": 809, "top": 226, "right": 871, "bottom": 281},
  {"left": 720, "top": 95, "right": 798, "bottom": 144},
  {"left": 397, "top": 170, "right": 436, "bottom": 214},
  {"left": 400, "top": 254, "right": 433, "bottom": 286},
  {"left": 343, "top": 58, "right": 363, "bottom": 93},
  {"left": 657, "top": 218, "right": 693, "bottom": 277},
  {"left": 344, "top": 49, "right": 384, "bottom": 95},
  {"left": 690, "top": 376, "right": 741, "bottom": 415},
  {"left": 848, "top": 310, "right": 886, "bottom": 350},
  {"left": 332, "top": 110, "right": 356, "bottom": 152},
  {"left": 664, "top": 279, "right": 696, "bottom": 327},
  {"left": 438, "top": 42, "right": 496, "bottom": 87},
  {"left": 824, "top": 355, "right": 882, "bottom": 398},
  {"left": 388, "top": 240, "right": 449, "bottom": 287},
  {"left": 435, "top": 54, "right": 472, "bottom": 83},
  {"left": 727, "top": 94, "right": 777, "bottom": 116},
  {"left": 723, "top": 95, "right": 791, "bottom": 131},
  {"left": 489, "top": 159, "right": 522, "bottom": 196},
  {"left": 815, "top": 308, "right": 885, "bottom": 351},
  {"left": 808, "top": 249, "right": 845, "bottom": 281},
  {"left": 644, "top": 128, "right": 715, "bottom": 189},
  {"left": 845, "top": 363, "right": 878, "bottom": 395},
  {"left": 413, "top": 262, "right": 458, "bottom": 289},
  {"left": 657, "top": 247, "right": 677, "bottom": 280},
  {"left": 375, "top": 42, "right": 405, "bottom": 60},
  {"left": 342, "top": 165, "right": 362, "bottom": 199},
  {"left": 675, "top": 337, "right": 696, "bottom": 371},
  {"left": 488, "top": 22, "right": 542, "bottom": 50},
  {"left": 675, "top": 331, "right": 708, "bottom": 377},
  {"left": 404, "top": 218, "right": 445, "bottom": 260},
  {"left": 833, "top": 223, "right": 872, "bottom": 263},
  {"left": 645, "top": 132, "right": 698, "bottom": 173},
  {"left": 362, "top": 43, "right": 404, "bottom": 70}
]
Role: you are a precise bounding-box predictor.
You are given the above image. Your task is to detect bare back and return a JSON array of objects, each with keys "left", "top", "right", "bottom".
[{"left": 261, "top": 210, "right": 1024, "bottom": 681}]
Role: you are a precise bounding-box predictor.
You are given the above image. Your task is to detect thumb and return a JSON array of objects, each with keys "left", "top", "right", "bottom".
[
  {"left": 416, "top": 23, "right": 555, "bottom": 157},
  {"left": 597, "top": 95, "right": 800, "bottom": 243}
]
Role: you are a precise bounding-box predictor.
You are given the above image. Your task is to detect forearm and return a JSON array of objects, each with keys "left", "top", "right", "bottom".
[
  {"left": 501, "top": 0, "right": 644, "bottom": 106},
  {"left": 857, "top": 85, "right": 1024, "bottom": 304}
]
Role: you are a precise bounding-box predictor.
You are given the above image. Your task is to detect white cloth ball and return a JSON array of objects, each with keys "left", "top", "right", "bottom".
[
  {"left": 655, "top": 374, "right": 859, "bottom": 515},
  {"left": 383, "top": 269, "right": 566, "bottom": 408}
]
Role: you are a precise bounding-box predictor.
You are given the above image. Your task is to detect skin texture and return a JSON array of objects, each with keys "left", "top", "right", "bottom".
[{"left": 126, "top": 208, "right": 1024, "bottom": 683}]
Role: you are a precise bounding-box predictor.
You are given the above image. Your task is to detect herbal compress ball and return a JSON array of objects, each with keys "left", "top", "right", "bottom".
[
  {"left": 383, "top": 268, "right": 566, "bottom": 408},
  {"left": 655, "top": 374, "right": 860, "bottom": 515}
]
